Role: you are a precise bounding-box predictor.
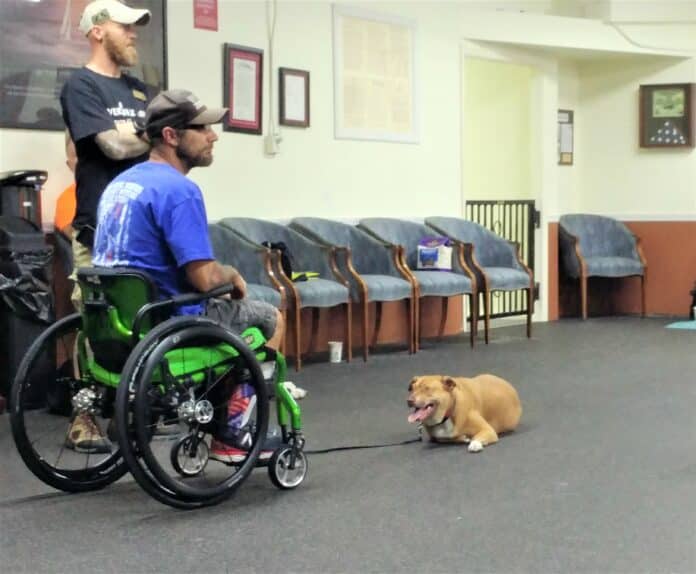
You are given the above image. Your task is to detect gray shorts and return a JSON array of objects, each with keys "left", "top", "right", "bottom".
[{"left": 205, "top": 297, "right": 277, "bottom": 340}]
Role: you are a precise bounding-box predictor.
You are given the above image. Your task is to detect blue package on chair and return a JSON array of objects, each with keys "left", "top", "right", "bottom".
[{"left": 417, "top": 236, "right": 452, "bottom": 271}]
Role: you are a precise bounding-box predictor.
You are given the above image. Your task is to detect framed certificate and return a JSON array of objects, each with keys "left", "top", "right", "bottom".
[
  {"left": 279, "top": 67, "right": 309, "bottom": 128},
  {"left": 639, "top": 83, "right": 694, "bottom": 148},
  {"left": 223, "top": 43, "right": 263, "bottom": 135}
]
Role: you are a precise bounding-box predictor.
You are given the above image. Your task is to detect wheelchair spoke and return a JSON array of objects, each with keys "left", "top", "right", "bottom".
[
  {"left": 11, "top": 315, "right": 127, "bottom": 492},
  {"left": 125, "top": 321, "right": 270, "bottom": 505}
]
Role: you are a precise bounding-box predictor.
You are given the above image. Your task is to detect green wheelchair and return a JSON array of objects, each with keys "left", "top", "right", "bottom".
[{"left": 10, "top": 267, "right": 307, "bottom": 509}]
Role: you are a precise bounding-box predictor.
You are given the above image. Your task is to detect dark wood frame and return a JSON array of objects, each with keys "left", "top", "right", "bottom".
[
  {"left": 0, "top": 0, "right": 167, "bottom": 131},
  {"left": 639, "top": 83, "right": 695, "bottom": 148},
  {"left": 279, "top": 67, "right": 310, "bottom": 128},
  {"left": 223, "top": 43, "right": 263, "bottom": 134}
]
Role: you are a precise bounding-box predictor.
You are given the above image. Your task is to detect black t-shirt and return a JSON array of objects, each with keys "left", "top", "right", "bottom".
[{"left": 60, "top": 67, "right": 150, "bottom": 246}]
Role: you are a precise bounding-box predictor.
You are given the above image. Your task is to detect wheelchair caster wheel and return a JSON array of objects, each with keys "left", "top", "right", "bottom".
[
  {"left": 171, "top": 435, "right": 209, "bottom": 477},
  {"left": 268, "top": 447, "right": 308, "bottom": 490}
]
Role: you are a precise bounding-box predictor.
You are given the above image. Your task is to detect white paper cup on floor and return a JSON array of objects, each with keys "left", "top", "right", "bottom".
[{"left": 328, "top": 341, "right": 343, "bottom": 363}]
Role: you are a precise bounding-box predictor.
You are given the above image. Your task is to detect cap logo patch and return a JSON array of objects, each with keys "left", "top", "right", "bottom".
[{"left": 92, "top": 9, "right": 110, "bottom": 25}]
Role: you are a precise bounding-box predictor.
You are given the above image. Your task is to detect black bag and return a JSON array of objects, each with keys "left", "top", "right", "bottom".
[{"left": 261, "top": 241, "right": 294, "bottom": 278}]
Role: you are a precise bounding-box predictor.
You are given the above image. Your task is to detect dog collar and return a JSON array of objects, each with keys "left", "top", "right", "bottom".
[{"left": 433, "top": 411, "right": 451, "bottom": 427}]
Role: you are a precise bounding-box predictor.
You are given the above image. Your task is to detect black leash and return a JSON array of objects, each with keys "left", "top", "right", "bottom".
[{"left": 305, "top": 436, "right": 422, "bottom": 455}]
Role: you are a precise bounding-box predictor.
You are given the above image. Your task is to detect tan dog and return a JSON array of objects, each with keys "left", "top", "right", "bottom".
[{"left": 407, "top": 374, "right": 521, "bottom": 452}]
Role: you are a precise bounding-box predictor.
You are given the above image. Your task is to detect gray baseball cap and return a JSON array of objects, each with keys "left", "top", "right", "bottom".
[{"left": 145, "top": 89, "right": 228, "bottom": 136}]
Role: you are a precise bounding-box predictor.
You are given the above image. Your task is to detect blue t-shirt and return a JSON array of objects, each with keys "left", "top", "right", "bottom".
[{"left": 92, "top": 161, "right": 214, "bottom": 314}]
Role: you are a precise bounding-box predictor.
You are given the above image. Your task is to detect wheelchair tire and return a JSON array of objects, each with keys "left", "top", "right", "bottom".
[
  {"left": 10, "top": 314, "right": 128, "bottom": 493},
  {"left": 115, "top": 316, "right": 269, "bottom": 509}
]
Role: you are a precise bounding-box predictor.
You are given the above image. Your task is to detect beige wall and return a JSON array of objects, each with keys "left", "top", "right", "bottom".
[
  {"left": 463, "top": 58, "right": 534, "bottom": 201},
  {"left": 0, "top": 1, "right": 469, "bottom": 228},
  {"left": 576, "top": 56, "right": 696, "bottom": 218},
  {"left": 557, "top": 60, "right": 581, "bottom": 215},
  {"left": 2, "top": 2, "right": 696, "bottom": 324}
]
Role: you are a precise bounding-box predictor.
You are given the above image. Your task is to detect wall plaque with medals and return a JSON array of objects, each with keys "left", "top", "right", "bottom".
[{"left": 640, "top": 83, "right": 695, "bottom": 148}]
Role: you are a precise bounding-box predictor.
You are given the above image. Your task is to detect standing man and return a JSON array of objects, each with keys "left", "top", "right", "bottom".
[
  {"left": 60, "top": 0, "right": 152, "bottom": 452},
  {"left": 92, "top": 89, "right": 285, "bottom": 463},
  {"left": 60, "top": 0, "right": 152, "bottom": 295}
]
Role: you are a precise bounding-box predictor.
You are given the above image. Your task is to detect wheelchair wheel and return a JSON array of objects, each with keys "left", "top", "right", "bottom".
[
  {"left": 268, "top": 447, "right": 308, "bottom": 490},
  {"left": 115, "top": 316, "right": 269, "bottom": 509},
  {"left": 10, "top": 314, "right": 128, "bottom": 493},
  {"left": 170, "top": 434, "right": 208, "bottom": 477}
]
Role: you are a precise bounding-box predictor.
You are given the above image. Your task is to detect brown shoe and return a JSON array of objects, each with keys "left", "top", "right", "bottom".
[{"left": 65, "top": 414, "right": 112, "bottom": 454}]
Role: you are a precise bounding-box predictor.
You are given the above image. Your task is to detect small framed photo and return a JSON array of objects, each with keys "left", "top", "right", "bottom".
[
  {"left": 558, "top": 109, "right": 574, "bottom": 165},
  {"left": 223, "top": 43, "right": 263, "bottom": 134},
  {"left": 640, "top": 83, "right": 694, "bottom": 148},
  {"left": 279, "top": 67, "right": 310, "bottom": 128}
]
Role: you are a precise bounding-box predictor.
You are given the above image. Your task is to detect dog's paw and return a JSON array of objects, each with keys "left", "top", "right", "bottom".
[{"left": 468, "top": 440, "right": 483, "bottom": 453}]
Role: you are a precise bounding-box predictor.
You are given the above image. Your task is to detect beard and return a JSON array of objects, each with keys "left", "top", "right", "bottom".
[
  {"left": 175, "top": 145, "right": 214, "bottom": 171},
  {"left": 103, "top": 32, "right": 138, "bottom": 67}
]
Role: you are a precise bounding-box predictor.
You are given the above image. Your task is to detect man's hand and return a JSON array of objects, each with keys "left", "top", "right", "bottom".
[
  {"left": 185, "top": 260, "right": 247, "bottom": 299},
  {"left": 228, "top": 266, "right": 247, "bottom": 299}
]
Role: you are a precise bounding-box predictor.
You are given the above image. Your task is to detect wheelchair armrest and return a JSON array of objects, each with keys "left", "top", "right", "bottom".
[{"left": 132, "top": 284, "right": 236, "bottom": 343}]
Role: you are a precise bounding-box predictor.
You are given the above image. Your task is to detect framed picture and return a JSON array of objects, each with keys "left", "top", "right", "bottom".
[
  {"left": 0, "top": 0, "right": 167, "bottom": 131},
  {"left": 279, "top": 68, "right": 309, "bottom": 128},
  {"left": 558, "top": 109, "right": 574, "bottom": 165},
  {"left": 332, "top": 5, "right": 419, "bottom": 144},
  {"left": 639, "top": 83, "right": 695, "bottom": 148},
  {"left": 223, "top": 43, "right": 263, "bottom": 134}
]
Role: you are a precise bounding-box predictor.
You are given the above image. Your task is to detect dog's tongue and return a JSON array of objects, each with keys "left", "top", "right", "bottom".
[{"left": 408, "top": 405, "right": 433, "bottom": 423}]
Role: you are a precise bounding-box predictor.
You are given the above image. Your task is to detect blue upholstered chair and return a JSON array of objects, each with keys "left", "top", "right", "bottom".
[
  {"left": 357, "top": 218, "right": 476, "bottom": 350},
  {"left": 289, "top": 217, "right": 415, "bottom": 360},
  {"left": 558, "top": 214, "right": 647, "bottom": 319},
  {"left": 426, "top": 216, "right": 534, "bottom": 343},
  {"left": 218, "top": 217, "right": 352, "bottom": 370},
  {"left": 208, "top": 223, "right": 286, "bottom": 310}
]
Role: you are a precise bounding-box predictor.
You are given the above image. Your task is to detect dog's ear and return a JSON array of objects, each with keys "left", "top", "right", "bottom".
[
  {"left": 441, "top": 377, "right": 457, "bottom": 391},
  {"left": 408, "top": 377, "right": 418, "bottom": 392}
]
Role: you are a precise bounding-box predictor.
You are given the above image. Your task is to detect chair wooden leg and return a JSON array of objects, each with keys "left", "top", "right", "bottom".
[
  {"left": 469, "top": 293, "right": 475, "bottom": 348},
  {"left": 407, "top": 298, "right": 415, "bottom": 354},
  {"left": 415, "top": 296, "right": 421, "bottom": 353},
  {"left": 280, "top": 309, "right": 287, "bottom": 354},
  {"left": 438, "top": 297, "right": 448, "bottom": 340},
  {"left": 373, "top": 301, "right": 383, "bottom": 349},
  {"left": 294, "top": 305, "right": 302, "bottom": 371},
  {"left": 362, "top": 298, "right": 369, "bottom": 362},
  {"left": 484, "top": 290, "right": 491, "bottom": 345},
  {"left": 526, "top": 287, "right": 532, "bottom": 338},
  {"left": 309, "top": 308, "right": 319, "bottom": 353},
  {"left": 640, "top": 274, "right": 646, "bottom": 318},
  {"left": 580, "top": 275, "right": 588, "bottom": 319},
  {"left": 345, "top": 300, "right": 352, "bottom": 362}
]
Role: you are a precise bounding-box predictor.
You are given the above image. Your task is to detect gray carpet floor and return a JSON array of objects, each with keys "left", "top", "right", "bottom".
[{"left": 1, "top": 317, "right": 696, "bottom": 573}]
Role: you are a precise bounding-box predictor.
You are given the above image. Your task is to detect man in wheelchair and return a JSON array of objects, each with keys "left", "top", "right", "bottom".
[{"left": 69, "top": 88, "right": 285, "bottom": 464}]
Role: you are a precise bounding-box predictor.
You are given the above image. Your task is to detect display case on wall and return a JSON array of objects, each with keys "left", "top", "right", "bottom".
[{"left": 639, "top": 83, "right": 695, "bottom": 148}]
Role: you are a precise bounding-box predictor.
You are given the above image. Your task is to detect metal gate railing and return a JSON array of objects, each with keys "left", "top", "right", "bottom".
[{"left": 464, "top": 200, "right": 539, "bottom": 319}]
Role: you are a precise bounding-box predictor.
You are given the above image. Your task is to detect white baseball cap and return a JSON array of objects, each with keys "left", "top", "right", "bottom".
[{"left": 79, "top": 0, "right": 151, "bottom": 36}]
